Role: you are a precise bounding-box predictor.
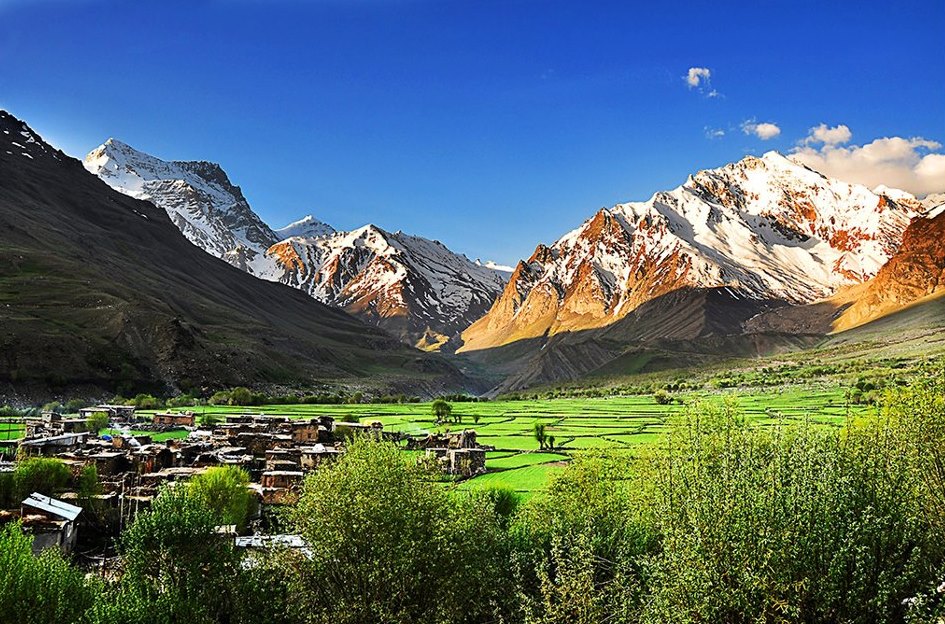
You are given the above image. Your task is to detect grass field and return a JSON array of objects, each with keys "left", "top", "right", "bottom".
[
  {"left": 102, "top": 428, "right": 190, "bottom": 442},
  {"left": 0, "top": 419, "right": 24, "bottom": 441},
  {"left": 135, "top": 385, "right": 868, "bottom": 493}
]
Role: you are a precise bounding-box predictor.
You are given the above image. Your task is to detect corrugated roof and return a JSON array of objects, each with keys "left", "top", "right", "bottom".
[
  {"left": 22, "top": 492, "right": 83, "bottom": 521},
  {"left": 235, "top": 534, "right": 307, "bottom": 549}
]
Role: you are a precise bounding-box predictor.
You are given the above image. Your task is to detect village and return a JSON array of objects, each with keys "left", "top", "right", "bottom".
[{"left": 0, "top": 404, "right": 489, "bottom": 562}]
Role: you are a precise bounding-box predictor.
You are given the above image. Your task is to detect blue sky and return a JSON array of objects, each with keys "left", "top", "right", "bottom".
[{"left": 1, "top": 0, "right": 943, "bottom": 265}]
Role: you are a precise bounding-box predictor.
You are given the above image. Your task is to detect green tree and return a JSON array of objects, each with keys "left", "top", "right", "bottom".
[
  {"left": 533, "top": 421, "right": 547, "bottom": 450},
  {"left": 41, "top": 400, "right": 64, "bottom": 414},
  {"left": 653, "top": 389, "right": 673, "bottom": 405},
  {"left": 189, "top": 466, "right": 255, "bottom": 531},
  {"left": 113, "top": 485, "right": 239, "bottom": 624},
  {"left": 167, "top": 394, "right": 196, "bottom": 408},
  {"left": 637, "top": 396, "right": 944, "bottom": 623},
  {"left": 228, "top": 387, "right": 253, "bottom": 406},
  {"left": 198, "top": 411, "right": 221, "bottom": 427},
  {"left": 0, "top": 522, "right": 99, "bottom": 624},
  {"left": 13, "top": 457, "right": 71, "bottom": 500},
  {"left": 85, "top": 410, "right": 109, "bottom": 436},
  {"left": 432, "top": 398, "right": 452, "bottom": 425},
  {"left": 289, "top": 439, "right": 512, "bottom": 623},
  {"left": 129, "top": 393, "right": 162, "bottom": 410},
  {"left": 64, "top": 398, "right": 89, "bottom": 413}
]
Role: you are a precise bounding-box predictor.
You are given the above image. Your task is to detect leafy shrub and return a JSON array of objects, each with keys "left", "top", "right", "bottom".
[
  {"left": 13, "top": 457, "right": 71, "bottom": 500},
  {"left": 289, "top": 439, "right": 513, "bottom": 623},
  {"left": 0, "top": 522, "right": 99, "bottom": 624},
  {"left": 189, "top": 466, "right": 255, "bottom": 531}
]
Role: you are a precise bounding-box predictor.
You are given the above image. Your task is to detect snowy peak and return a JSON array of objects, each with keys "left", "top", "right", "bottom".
[
  {"left": 460, "top": 152, "right": 923, "bottom": 352},
  {"left": 84, "top": 139, "right": 278, "bottom": 273},
  {"left": 274, "top": 214, "right": 336, "bottom": 239},
  {"left": 260, "top": 224, "right": 509, "bottom": 351},
  {"left": 84, "top": 138, "right": 506, "bottom": 352}
]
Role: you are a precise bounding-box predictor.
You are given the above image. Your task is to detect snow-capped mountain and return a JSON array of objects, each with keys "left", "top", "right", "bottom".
[
  {"left": 261, "top": 225, "right": 510, "bottom": 350},
  {"left": 275, "top": 214, "right": 336, "bottom": 239},
  {"left": 460, "top": 151, "right": 923, "bottom": 352},
  {"left": 84, "top": 139, "right": 507, "bottom": 351},
  {"left": 84, "top": 139, "right": 279, "bottom": 273}
]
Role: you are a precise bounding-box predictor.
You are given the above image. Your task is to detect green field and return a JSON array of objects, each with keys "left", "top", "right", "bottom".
[
  {"left": 0, "top": 419, "right": 24, "bottom": 441},
  {"left": 136, "top": 385, "right": 868, "bottom": 492},
  {"left": 103, "top": 428, "right": 190, "bottom": 442}
]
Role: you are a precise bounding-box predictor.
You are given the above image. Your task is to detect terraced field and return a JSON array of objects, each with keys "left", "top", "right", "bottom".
[
  {"left": 0, "top": 418, "right": 24, "bottom": 441},
  {"left": 138, "top": 385, "right": 866, "bottom": 493}
]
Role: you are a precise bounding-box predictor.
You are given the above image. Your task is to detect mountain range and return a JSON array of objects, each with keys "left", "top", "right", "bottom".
[
  {"left": 458, "top": 152, "right": 944, "bottom": 391},
  {"left": 0, "top": 111, "right": 462, "bottom": 401},
  {"left": 84, "top": 140, "right": 509, "bottom": 350},
  {"left": 3, "top": 108, "right": 942, "bottom": 398}
]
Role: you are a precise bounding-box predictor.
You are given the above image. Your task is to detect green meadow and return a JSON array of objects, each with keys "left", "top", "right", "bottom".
[{"left": 139, "top": 385, "right": 867, "bottom": 493}]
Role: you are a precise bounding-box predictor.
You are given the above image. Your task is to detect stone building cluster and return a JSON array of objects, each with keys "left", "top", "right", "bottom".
[{"left": 2, "top": 405, "right": 492, "bottom": 556}]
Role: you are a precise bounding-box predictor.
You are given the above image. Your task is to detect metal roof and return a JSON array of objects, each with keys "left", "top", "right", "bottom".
[
  {"left": 22, "top": 492, "right": 83, "bottom": 521},
  {"left": 235, "top": 534, "right": 307, "bottom": 549},
  {"left": 20, "top": 432, "right": 89, "bottom": 446}
]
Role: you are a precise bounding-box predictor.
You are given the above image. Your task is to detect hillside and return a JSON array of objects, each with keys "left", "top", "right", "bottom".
[
  {"left": 0, "top": 111, "right": 462, "bottom": 401},
  {"left": 84, "top": 139, "right": 280, "bottom": 273},
  {"left": 832, "top": 206, "right": 945, "bottom": 331}
]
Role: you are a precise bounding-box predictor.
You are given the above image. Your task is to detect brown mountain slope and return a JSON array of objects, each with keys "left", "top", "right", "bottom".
[
  {"left": 0, "top": 111, "right": 462, "bottom": 400},
  {"left": 459, "top": 152, "right": 920, "bottom": 355},
  {"left": 459, "top": 287, "right": 791, "bottom": 393},
  {"left": 832, "top": 209, "right": 945, "bottom": 331}
]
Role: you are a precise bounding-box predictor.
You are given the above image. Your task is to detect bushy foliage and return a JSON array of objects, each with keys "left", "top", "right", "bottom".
[
  {"left": 128, "top": 393, "right": 163, "bottom": 409},
  {"left": 166, "top": 394, "right": 198, "bottom": 408},
  {"left": 0, "top": 522, "right": 99, "bottom": 624},
  {"left": 189, "top": 466, "right": 255, "bottom": 531},
  {"left": 637, "top": 397, "right": 943, "bottom": 623},
  {"left": 85, "top": 410, "right": 109, "bottom": 435},
  {"left": 13, "top": 457, "right": 71, "bottom": 500},
  {"left": 432, "top": 398, "right": 453, "bottom": 423},
  {"left": 289, "top": 439, "right": 513, "bottom": 623},
  {"left": 92, "top": 485, "right": 241, "bottom": 624},
  {"left": 652, "top": 388, "right": 672, "bottom": 405}
]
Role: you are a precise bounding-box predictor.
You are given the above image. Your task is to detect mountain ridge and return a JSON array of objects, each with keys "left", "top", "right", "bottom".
[
  {"left": 460, "top": 150, "right": 923, "bottom": 354},
  {"left": 2, "top": 111, "right": 463, "bottom": 400},
  {"left": 84, "top": 139, "right": 508, "bottom": 351}
]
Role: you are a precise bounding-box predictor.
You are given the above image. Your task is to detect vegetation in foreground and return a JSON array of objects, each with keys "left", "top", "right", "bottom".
[{"left": 2, "top": 367, "right": 944, "bottom": 623}]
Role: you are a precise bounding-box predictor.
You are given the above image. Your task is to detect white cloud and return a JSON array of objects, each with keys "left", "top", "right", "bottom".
[
  {"left": 686, "top": 67, "right": 711, "bottom": 88},
  {"left": 803, "top": 123, "right": 852, "bottom": 146},
  {"left": 741, "top": 120, "right": 781, "bottom": 140},
  {"left": 791, "top": 133, "right": 945, "bottom": 198},
  {"left": 704, "top": 126, "right": 725, "bottom": 139}
]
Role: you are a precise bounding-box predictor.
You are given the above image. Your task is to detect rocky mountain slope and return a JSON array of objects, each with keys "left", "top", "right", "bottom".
[
  {"left": 261, "top": 226, "right": 509, "bottom": 350},
  {"left": 832, "top": 204, "right": 945, "bottom": 331},
  {"left": 84, "top": 139, "right": 280, "bottom": 273},
  {"left": 460, "top": 151, "right": 923, "bottom": 354},
  {"left": 1, "top": 111, "right": 461, "bottom": 400},
  {"left": 84, "top": 140, "right": 508, "bottom": 350}
]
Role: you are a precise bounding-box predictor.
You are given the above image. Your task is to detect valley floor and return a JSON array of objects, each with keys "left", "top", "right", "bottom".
[{"left": 135, "top": 386, "right": 868, "bottom": 493}]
